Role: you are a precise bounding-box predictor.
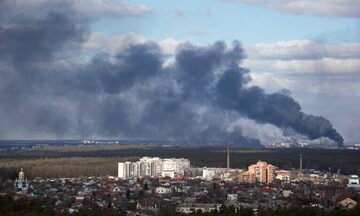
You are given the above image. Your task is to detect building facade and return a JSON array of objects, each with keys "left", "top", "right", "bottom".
[
  {"left": 176, "top": 203, "right": 220, "bottom": 214},
  {"left": 348, "top": 175, "right": 360, "bottom": 184},
  {"left": 238, "top": 171, "right": 256, "bottom": 183},
  {"left": 14, "top": 168, "right": 29, "bottom": 191},
  {"left": 240, "top": 160, "right": 275, "bottom": 183},
  {"left": 118, "top": 157, "right": 190, "bottom": 179},
  {"left": 162, "top": 158, "right": 190, "bottom": 178},
  {"left": 275, "top": 170, "right": 291, "bottom": 183}
]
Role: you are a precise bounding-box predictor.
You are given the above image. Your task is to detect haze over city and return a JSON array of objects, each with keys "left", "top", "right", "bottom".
[{"left": 0, "top": 0, "right": 359, "bottom": 146}]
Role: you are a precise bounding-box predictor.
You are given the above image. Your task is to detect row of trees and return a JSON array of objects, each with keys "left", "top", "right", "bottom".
[
  {"left": 168, "top": 205, "right": 360, "bottom": 216},
  {"left": 0, "top": 157, "right": 138, "bottom": 180},
  {"left": 0, "top": 194, "right": 128, "bottom": 216}
]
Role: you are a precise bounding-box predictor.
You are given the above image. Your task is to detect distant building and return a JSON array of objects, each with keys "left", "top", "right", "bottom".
[
  {"left": 155, "top": 186, "right": 172, "bottom": 194},
  {"left": 238, "top": 171, "right": 256, "bottom": 183},
  {"left": 162, "top": 158, "right": 190, "bottom": 178},
  {"left": 202, "top": 168, "right": 216, "bottom": 179},
  {"left": 201, "top": 167, "right": 242, "bottom": 180},
  {"left": 346, "top": 174, "right": 360, "bottom": 190},
  {"left": 348, "top": 175, "right": 360, "bottom": 184},
  {"left": 227, "top": 194, "right": 238, "bottom": 201},
  {"left": 14, "top": 168, "right": 29, "bottom": 191},
  {"left": 275, "top": 170, "right": 291, "bottom": 183},
  {"left": 176, "top": 203, "right": 220, "bottom": 214},
  {"left": 339, "top": 197, "right": 357, "bottom": 209},
  {"left": 118, "top": 157, "right": 190, "bottom": 179},
  {"left": 139, "top": 157, "right": 163, "bottom": 177},
  {"left": 239, "top": 160, "right": 275, "bottom": 183}
]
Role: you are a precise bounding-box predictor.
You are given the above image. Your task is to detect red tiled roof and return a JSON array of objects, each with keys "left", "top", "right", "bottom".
[{"left": 259, "top": 188, "right": 273, "bottom": 194}]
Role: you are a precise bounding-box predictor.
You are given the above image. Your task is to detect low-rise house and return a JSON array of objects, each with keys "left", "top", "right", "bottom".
[
  {"left": 75, "top": 196, "right": 84, "bottom": 206},
  {"left": 339, "top": 197, "right": 357, "bottom": 209},
  {"left": 259, "top": 187, "right": 273, "bottom": 195},
  {"left": 227, "top": 194, "right": 238, "bottom": 201},
  {"left": 112, "top": 186, "right": 122, "bottom": 193},
  {"left": 348, "top": 175, "right": 360, "bottom": 184},
  {"left": 30, "top": 190, "right": 44, "bottom": 197},
  {"left": 275, "top": 170, "right": 291, "bottom": 183},
  {"left": 136, "top": 197, "right": 158, "bottom": 210},
  {"left": 155, "top": 186, "right": 171, "bottom": 195},
  {"left": 170, "top": 196, "right": 183, "bottom": 205},
  {"left": 282, "top": 190, "right": 293, "bottom": 198},
  {"left": 176, "top": 203, "right": 219, "bottom": 214}
]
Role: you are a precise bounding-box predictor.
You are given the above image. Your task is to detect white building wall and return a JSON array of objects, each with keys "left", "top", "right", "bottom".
[
  {"left": 162, "top": 158, "right": 190, "bottom": 175},
  {"left": 118, "top": 163, "right": 124, "bottom": 178},
  {"left": 139, "top": 157, "right": 163, "bottom": 177},
  {"left": 156, "top": 186, "right": 171, "bottom": 194},
  {"left": 227, "top": 194, "right": 238, "bottom": 201},
  {"left": 124, "top": 162, "right": 132, "bottom": 179},
  {"left": 162, "top": 171, "right": 175, "bottom": 178},
  {"left": 119, "top": 157, "right": 190, "bottom": 179},
  {"left": 349, "top": 175, "right": 360, "bottom": 184},
  {"left": 203, "top": 169, "right": 216, "bottom": 179}
]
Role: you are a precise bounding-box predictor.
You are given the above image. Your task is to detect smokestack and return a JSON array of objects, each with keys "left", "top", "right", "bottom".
[
  {"left": 227, "top": 146, "right": 230, "bottom": 170},
  {"left": 299, "top": 154, "right": 303, "bottom": 179}
]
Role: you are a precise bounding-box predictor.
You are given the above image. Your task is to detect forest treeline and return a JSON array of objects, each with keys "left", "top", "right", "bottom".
[
  {"left": 0, "top": 146, "right": 360, "bottom": 180},
  {"left": 0, "top": 157, "right": 138, "bottom": 180}
]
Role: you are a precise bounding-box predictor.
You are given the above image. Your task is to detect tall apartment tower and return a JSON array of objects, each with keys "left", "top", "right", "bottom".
[{"left": 248, "top": 160, "right": 275, "bottom": 183}]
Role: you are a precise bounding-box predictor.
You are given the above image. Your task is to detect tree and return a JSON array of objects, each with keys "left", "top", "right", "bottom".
[
  {"left": 143, "top": 181, "right": 148, "bottom": 190},
  {"left": 126, "top": 189, "right": 131, "bottom": 200}
]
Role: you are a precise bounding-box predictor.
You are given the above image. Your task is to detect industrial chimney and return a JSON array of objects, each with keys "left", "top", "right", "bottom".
[
  {"left": 299, "top": 154, "right": 303, "bottom": 179},
  {"left": 227, "top": 146, "right": 230, "bottom": 170}
]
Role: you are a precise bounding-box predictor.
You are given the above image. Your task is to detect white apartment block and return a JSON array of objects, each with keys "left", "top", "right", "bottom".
[
  {"left": 118, "top": 157, "right": 190, "bottom": 179},
  {"left": 118, "top": 162, "right": 125, "bottom": 178},
  {"left": 162, "top": 158, "right": 190, "bottom": 177},
  {"left": 118, "top": 161, "right": 138, "bottom": 179}
]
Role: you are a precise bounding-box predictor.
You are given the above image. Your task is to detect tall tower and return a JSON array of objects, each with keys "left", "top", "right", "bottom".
[
  {"left": 227, "top": 146, "right": 230, "bottom": 170},
  {"left": 18, "top": 168, "right": 25, "bottom": 182},
  {"left": 299, "top": 154, "right": 303, "bottom": 178}
]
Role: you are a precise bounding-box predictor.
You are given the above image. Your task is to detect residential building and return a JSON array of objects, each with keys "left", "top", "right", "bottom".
[
  {"left": 118, "top": 157, "right": 190, "bottom": 179},
  {"left": 162, "top": 158, "right": 190, "bottom": 177},
  {"left": 348, "top": 175, "right": 359, "bottom": 184},
  {"left": 155, "top": 186, "right": 172, "bottom": 194},
  {"left": 202, "top": 168, "right": 216, "bottom": 179},
  {"left": 275, "top": 170, "right": 291, "bottom": 183},
  {"left": 339, "top": 197, "right": 357, "bottom": 209},
  {"left": 245, "top": 160, "right": 275, "bottom": 183},
  {"left": 227, "top": 194, "right": 238, "bottom": 201},
  {"left": 238, "top": 171, "right": 256, "bottom": 183},
  {"left": 176, "top": 203, "right": 220, "bottom": 214}
]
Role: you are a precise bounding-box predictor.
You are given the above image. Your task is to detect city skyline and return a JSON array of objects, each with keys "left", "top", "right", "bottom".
[{"left": 0, "top": 0, "right": 359, "bottom": 145}]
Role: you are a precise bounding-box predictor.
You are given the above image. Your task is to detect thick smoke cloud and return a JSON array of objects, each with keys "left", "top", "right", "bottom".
[
  {"left": 0, "top": 2, "right": 344, "bottom": 147},
  {"left": 216, "top": 69, "right": 344, "bottom": 146}
]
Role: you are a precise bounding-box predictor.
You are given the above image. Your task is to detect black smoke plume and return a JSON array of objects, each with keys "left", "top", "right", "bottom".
[
  {"left": 215, "top": 58, "right": 344, "bottom": 146},
  {"left": 0, "top": 2, "right": 344, "bottom": 147}
]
